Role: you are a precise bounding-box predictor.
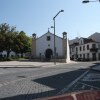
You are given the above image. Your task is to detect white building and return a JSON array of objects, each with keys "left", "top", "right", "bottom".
[
  {"left": 31, "top": 31, "right": 70, "bottom": 63},
  {"left": 70, "top": 36, "right": 100, "bottom": 61},
  {"left": 0, "top": 51, "right": 16, "bottom": 58},
  {"left": 0, "top": 51, "right": 25, "bottom": 58}
]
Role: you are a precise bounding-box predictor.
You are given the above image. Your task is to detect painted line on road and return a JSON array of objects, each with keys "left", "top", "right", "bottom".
[
  {"left": 57, "top": 70, "right": 89, "bottom": 95},
  {"left": 78, "top": 81, "right": 100, "bottom": 90}
]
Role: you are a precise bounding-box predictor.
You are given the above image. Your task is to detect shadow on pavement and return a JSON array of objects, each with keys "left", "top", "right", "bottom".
[
  {"left": 33, "top": 69, "right": 86, "bottom": 90},
  {"left": 0, "top": 63, "right": 99, "bottom": 100},
  {"left": 0, "top": 69, "right": 86, "bottom": 100},
  {"left": 0, "top": 90, "right": 57, "bottom": 100}
]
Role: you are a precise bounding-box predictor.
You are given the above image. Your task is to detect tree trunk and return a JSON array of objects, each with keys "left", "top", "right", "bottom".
[
  {"left": 21, "top": 53, "right": 23, "bottom": 58},
  {"left": 7, "top": 50, "right": 10, "bottom": 58}
]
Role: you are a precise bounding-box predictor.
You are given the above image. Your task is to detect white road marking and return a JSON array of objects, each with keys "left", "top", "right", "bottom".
[
  {"left": 78, "top": 81, "right": 100, "bottom": 89},
  {"left": 82, "top": 73, "right": 100, "bottom": 81},
  {"left": 57, "top": 70, "right": 89, "bottom": 95}
]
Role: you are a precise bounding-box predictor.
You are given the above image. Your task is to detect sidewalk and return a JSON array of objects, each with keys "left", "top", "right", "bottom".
[{"left": 0, "top": 60, "right": 77, "bottom": 68}]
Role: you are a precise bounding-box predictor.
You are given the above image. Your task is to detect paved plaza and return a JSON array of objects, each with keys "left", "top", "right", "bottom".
[{"left": 0, "top": 60, "right": 99, "bottom": 100}]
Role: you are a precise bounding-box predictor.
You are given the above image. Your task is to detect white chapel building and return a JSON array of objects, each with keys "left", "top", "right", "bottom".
[{"left": 31, "top": 30, "right": 70, "bottom": 63}]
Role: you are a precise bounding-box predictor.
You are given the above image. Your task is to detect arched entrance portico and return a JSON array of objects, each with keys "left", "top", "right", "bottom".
[{"left": 45, "top": 49, "right": 53, "bottom": 60}]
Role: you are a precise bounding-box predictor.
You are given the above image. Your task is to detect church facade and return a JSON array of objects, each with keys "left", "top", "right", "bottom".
[{"left": 31, "top": 31, "right": 70, "bottom": 63}]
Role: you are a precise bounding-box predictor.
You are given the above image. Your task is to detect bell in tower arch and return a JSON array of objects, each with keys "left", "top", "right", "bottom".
[
  {"left": 32, "top": 33, "right": 36, "bottom": 39},
  {"left": 62, "top": 32, "right": 67, "bottom": 39}
]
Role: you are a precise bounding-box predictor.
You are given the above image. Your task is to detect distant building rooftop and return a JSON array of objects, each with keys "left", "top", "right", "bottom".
[{"left": 88, "top": 32, "right": 100, "bottom": 42}]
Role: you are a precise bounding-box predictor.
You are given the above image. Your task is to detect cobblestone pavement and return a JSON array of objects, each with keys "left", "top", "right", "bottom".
[
  {"left": 0, "top": 69, "right": 85, "bottom": 100},
  {"left": 0, "top": 77, "right": 55, "bottom": 100},
  {"left": 57, "top": 64, "right": 100, "bottom": 95},
  {"left": 0, "top": 69, "right": 84, "bottom": 100},
  {"left": 0, "top": 61, "right": 99, "bottom": 100}
]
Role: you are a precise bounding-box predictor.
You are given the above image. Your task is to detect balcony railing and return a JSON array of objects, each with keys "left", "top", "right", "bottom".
[{"left": 90, "top": 48, "right": 98, "bottom": 52}]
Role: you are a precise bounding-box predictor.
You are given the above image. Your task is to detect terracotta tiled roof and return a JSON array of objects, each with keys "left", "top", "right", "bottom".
[
  {"left": 70, "top": 42, "right": 79, "bottom": 46},
  {"left": 83, "top": 38, "right": 96, "bottom": 44}
]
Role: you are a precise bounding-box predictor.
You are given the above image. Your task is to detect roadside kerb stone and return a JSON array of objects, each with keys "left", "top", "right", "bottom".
[{"left": 0, "top": 61, "right": 78, "bottom": 68}]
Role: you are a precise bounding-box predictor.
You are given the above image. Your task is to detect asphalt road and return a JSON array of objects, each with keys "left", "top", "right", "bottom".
[{"left": 0, "top": 61, "right": 99, "bottom": 100}]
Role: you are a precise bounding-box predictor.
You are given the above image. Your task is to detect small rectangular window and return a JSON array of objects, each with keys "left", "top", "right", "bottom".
[
  {"left": 80, "top": 46, "right": 81, "bottom": 51},
  {"left": 72, "top": 47, "right": 74, "bottom": 52},
  {"left": 76, "top": 47, "right": 78, "bottom": 51},
  {"left": 87, "top": 53, "right": 89, "bottom": 58},
  {"left": 98, "top": 53, "right": 100, "bottom": 60},
  {"left": 80, "top": 54, "right": 82, "bottom": 58},
  {"left": 98, "top": 43, "right": 100, "bottom": 49},
  {"left": 83, "top": 46, "right": 85, "bottom": 51},
  {"left": 83, "top": 54, "right": 85, "bottom": 58},
  {"left": 47, "top": 36, "right": 51, "bottom": 41},
  {"left": 87, "top": 45, "right": 89, "bottom": 50},
  {"left": 92, "top": 44, "right": 96, "bottom": 48}
]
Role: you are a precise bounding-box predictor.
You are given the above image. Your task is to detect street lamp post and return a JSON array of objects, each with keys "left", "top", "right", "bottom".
[
  {"left": 82, "top": 0, "right": 100, "bottom": 3},
  {"left": 53, "top": 10, "right": 64, "bottom": 65}
]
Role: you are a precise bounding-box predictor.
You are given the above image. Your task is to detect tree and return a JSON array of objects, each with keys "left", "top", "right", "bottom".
[
  {"left": 0, "top": 34, "right": 5, "bottom": 52},
  {"left": 0, "top": 23, "right": 6, "bottom": 52},
  {"left": 15, "top": 31, "right": 31, "bottom": 57},
  {"left": 0, "top": 23, "right": 31, "bottom": 58},
  {"left": 0, "top": 23, "right": 16, "bottom": 57}
]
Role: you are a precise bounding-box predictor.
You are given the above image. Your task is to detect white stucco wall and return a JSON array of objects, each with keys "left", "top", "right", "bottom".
[
  {"left": 73, "top": 42, "right": 99, "bottom": 60},
  {"left": 1, "top": 51, "right": 15, "bottom": 57},
  {"left": 1, "top": 51, "right": 24, "bottom": 57},
  {"left": 70, "top": 36, "right": 100, "bottom": 61},
  {"left": 79, "top": 38, "right": 84, "bottom": 45},
  {"left": 36, "top": 32, "right": 63, "bottom": 58}
]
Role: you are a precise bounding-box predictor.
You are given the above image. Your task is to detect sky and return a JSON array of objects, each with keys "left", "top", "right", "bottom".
[{"left": 0, "top": 0, "right": 100, "bottom": 40}]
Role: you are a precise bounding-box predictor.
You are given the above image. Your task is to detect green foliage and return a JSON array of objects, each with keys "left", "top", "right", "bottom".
[
  {"left": 13, "top": 31, "right": 31, "bottom": 57},
  {"left": 0, "top": 23, "right": 32, "bottom": 58},
  {"left": 0, "top": 23, "right": 17, "bottom": 57}
]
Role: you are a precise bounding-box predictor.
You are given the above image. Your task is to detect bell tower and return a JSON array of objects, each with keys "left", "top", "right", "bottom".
[
  {"left": 31, "top": 33, "right": 36, "bottom": 58},
  {"left": 62, "top": 32, "right": 70, "bottom": 63},
  {"left": 62, "top": 32, "right": 67, "bottom": 58}
]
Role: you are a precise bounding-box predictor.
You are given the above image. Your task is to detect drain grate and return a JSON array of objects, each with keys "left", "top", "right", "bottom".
[{"left": 17, "top": 75, "right": 26, "bottom": 78}]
